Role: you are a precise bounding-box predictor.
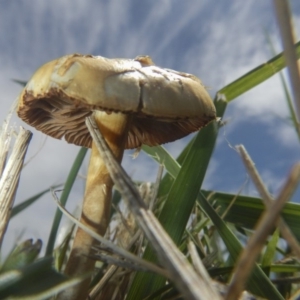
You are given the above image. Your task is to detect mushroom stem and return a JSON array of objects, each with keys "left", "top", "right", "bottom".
[{"left": 60, "top": 111, "right": 131, "bottom": 300}]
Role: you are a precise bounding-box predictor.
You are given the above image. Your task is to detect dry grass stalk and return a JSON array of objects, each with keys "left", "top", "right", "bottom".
[
  {"left": 86, "top": 115, "right": 221, "bottom": 300},
  {"left": 188, "top": 241, "right": 221, "bottom": 299},
  {"left": 0, "top": 126, "right": 32, "bottom": 246},
  {"left": 237, "top": 144, "right": 300, "bottom": 257},
  {"left": 89, "top": 230, "right": 143, "bottom": 299},
  {"left": 89, "top": 265, "right": 118, "bottom": 299},
  {"left": 0, "top": 124, "right": 11, "bottom": 178},
  {"left": 52, "top": 190, "right": 168, "bottom": 277},
  {"left": 0, "top": 100, "right": 17, "bottom": 176},
  {"left": 225, "top": 162, "right": 300, "bottom": 300}
]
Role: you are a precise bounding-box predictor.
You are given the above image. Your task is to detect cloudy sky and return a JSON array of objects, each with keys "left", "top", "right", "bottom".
[{"left": 1, "top": 0, "right": 300, "bottom": 256}]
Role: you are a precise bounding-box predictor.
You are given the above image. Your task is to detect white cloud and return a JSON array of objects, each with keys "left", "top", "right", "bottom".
[
  {"left": 1, "top": 0, "right": 300, "bottom": 256},
  {"left": 231, "top": 76, "right": 289, "bottom": 120},
  {"left": 259, "top": 168, "right": 286, "bottom": 196},
  {"left": 274, "top": 121, "right": 299, "bottom": 146}
]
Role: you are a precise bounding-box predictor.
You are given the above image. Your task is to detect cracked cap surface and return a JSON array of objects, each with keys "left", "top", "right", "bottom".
[{"left": 17, "top": 53, "right": 216, "bottom": 148}]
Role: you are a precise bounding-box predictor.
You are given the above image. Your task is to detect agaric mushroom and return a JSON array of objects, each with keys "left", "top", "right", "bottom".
[{"left": 17, "top": 53, "right": 216, "bottom": 300}]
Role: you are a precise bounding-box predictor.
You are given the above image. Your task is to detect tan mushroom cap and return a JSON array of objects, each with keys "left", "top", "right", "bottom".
[{"left": 17, "top": 54, "right": 216, "bottom": 149}]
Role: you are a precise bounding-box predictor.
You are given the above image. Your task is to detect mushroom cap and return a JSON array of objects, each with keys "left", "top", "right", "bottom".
[{"left": 17, "top": 54, "right": 216, "bottom": 149}]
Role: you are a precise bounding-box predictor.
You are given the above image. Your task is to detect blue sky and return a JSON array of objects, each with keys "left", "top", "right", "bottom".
[{"left": 1, "top": 0, "right": 300, "bottom": 255}]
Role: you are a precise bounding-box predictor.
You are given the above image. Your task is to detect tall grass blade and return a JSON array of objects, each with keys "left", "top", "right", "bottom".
[
  {"left": 266, "top": 34, "right": 300, "bottom": 141},
  {"left": 218, "top": 40, "right": 300, "bottom": 102},
  {"left": 142, "top": 145, "right": 180, "bottom": 179},
  {"left": 261, "top": 228, "right": 280, "bottom": 276},
  {"left": 273, "top": 1, "right": 300, "bottom": 121},
  {"left": 206, "top": 191, "right": 300, "bottom": 240},
  {"left": 45, "top": 147, "right": 88, "bottom": 256},
  {"left": 127, "top": 100, "right": 227, "bottom": 299},
  {"left": 11, "top": 184, "right": 62, "bottom": 218}
]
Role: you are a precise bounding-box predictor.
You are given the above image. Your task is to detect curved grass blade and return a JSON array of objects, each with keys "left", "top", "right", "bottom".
[
  {"left": 206, "top": 191, "right": 300, "bottom": 240},
  {"left": 142, "top": 145, "right": 180, "bottom": 180},
  {"left": 11, "top": 185, "right": 62, "bottom": 218},
  {"left": 218, "top": 40, "right": 300, "bottom": 102},
  {"left": 261, "top": 228, "right": 280, "bottom": 277},
  {"left": 127, "top": 101, "right": 226, "bottom": 300},
  {"left": 45, "top": 147, "right": 88, "bottom": 256},
  {"left": 266, "top": 35, "right": 300, "bottom": 141},
  {"left": 0, "top": 257, "right": 86, "bottom": 299}
]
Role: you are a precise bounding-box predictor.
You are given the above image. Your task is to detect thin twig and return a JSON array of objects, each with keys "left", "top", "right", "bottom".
[
  {"left": 51, "top": 190, "right": 168, "bottom": 278},
  {"left": 89, "top": 265, "right": 118, "bottom": 299},
  {"left": 225, "top": 163, "right": 300, "bottom": 300},
  {"left": 86, "top": 116, "right": 221, "bottom": 300},
  {"left": 188, "top": 240, "right": 220, "bottom": 299},
  {"left": 221, "top": 180, "right": 248, "bottom": 219},
  {"left": 237, "top": 145, "right": 300, "bottom": 258},
  {"left": 89, "top": 229, "right": 142, "bottom": 299},
  {"left": 89, "top": 253, "right": 152, "bottom": 272}
]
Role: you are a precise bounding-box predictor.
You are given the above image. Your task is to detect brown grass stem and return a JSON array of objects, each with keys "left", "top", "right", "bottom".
[
  {"left": 237, "top": 144, "right": 300, "bottom": 258},
  {"left": 225, "top": 162, "right": 300, "bottom": 300}
]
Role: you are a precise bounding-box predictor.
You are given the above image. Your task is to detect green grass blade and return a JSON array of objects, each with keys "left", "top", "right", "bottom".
[
  {"left": 142, "top": 145, "right": 181, "bottom": 179},
  {"left": 157, "top": 123, "right": 219, "bottom": 244},
  {"left": 198, "top": 192, "right": 283, "bottom": 299},
  {"left": 0, "top": 239, "right": 42, "bottom": 272},
  {"left": 269, "top": 264, "right": 300, "bottom": 273},
  {"left": 265, "top": 34, "right": 300, "bottom": 141},
  {"left": 156, "top": 136, "right": 195, "bottom": 199},
  {"left": 127, "top": 41, "right": 300, "bottom": 298},
  {"left": 278, "top": 66, "right": 300, "bottom": 140},
  {"left": 11, "top": 184, "right": 62, "bottom": 218},
  {"left": 0, "top": 257, "right": 85, "bottom": 299},
  {"left": 205, "top": 191, "right": 300, "bottom": 240},
  {"left": 261, "top": 228, "right": 280, "bottom": 276},
  {"left": 218, "top": 40, "right": 300, "bottom": 102},
  {"left": 142, "top": 142, "right": 187, "bottom": 200},
  {"left": 127, "top": 101, "right": 227, "bottom": 299},
  {"left": 45, "top": 147, "right": 88, "bottom": 256},
  {"left": 209, "top": 263, "right": 300, "bottom": 277},
  {"left": 109, "top": 189, "right": 122, "bottom": 219}
]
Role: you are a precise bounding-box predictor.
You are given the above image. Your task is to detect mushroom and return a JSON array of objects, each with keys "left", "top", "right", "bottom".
[{"left": 17, "top": 53, "right": 216, "bottom": 299}]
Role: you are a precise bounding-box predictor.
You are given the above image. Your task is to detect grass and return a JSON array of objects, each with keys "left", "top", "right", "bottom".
[{"left": 1, "top": 3, "right": 300, "bottom": 300}]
